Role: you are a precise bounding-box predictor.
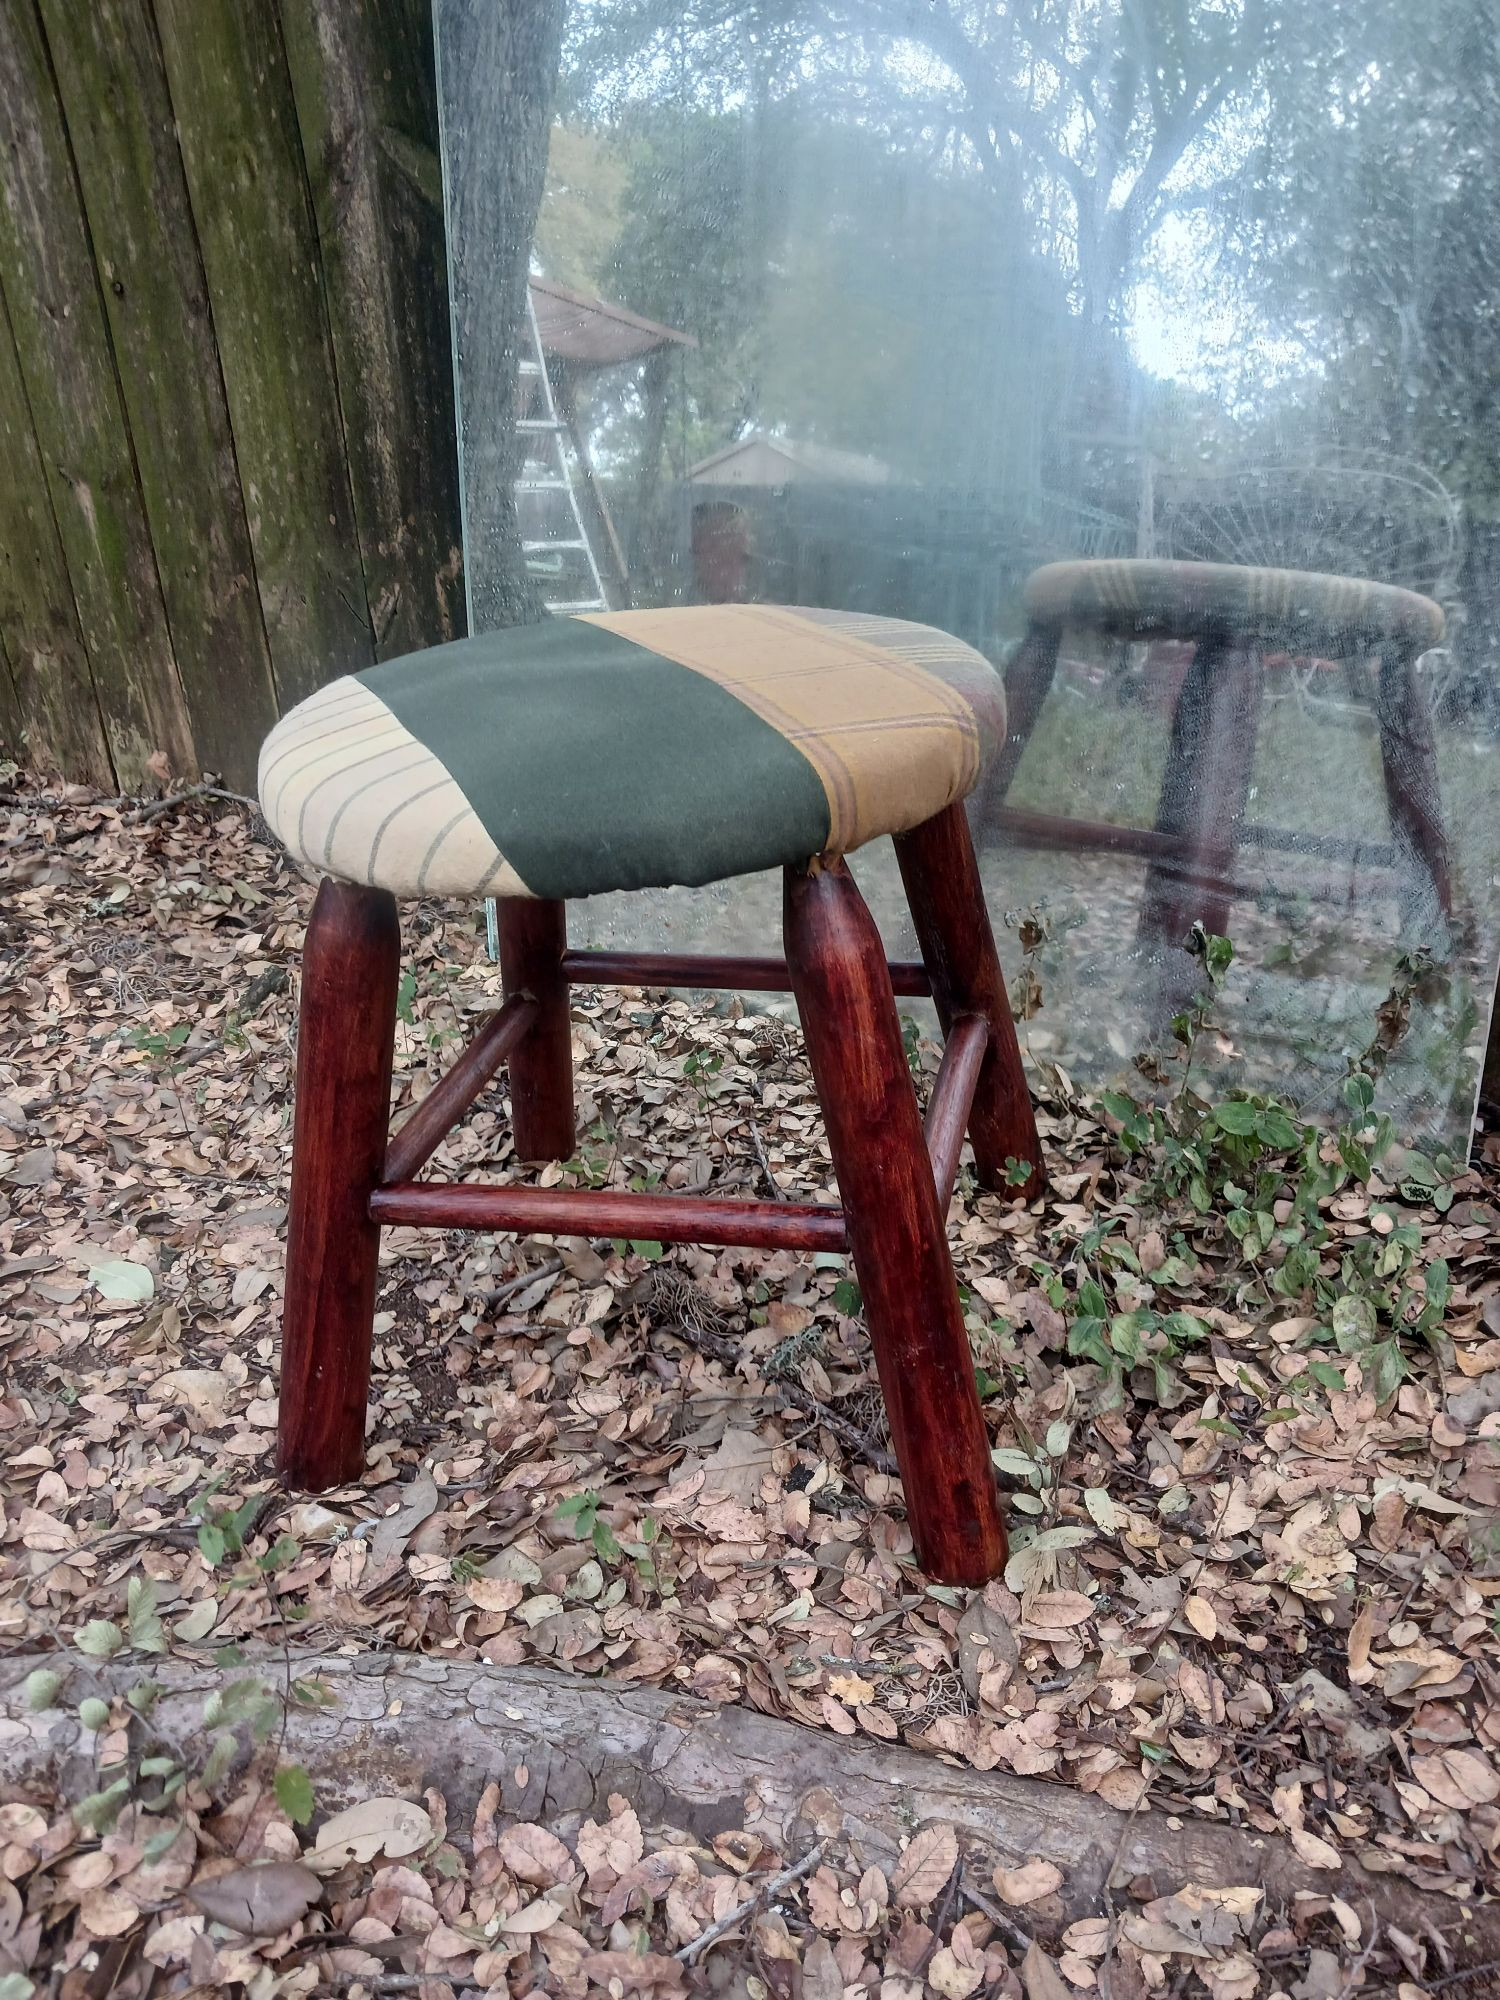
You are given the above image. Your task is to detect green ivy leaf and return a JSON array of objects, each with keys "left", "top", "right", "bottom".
[
  {"left": 127, "top": 1576, "right": 167, "bottom": 1655},
  {"left": 73, "top": 1776, "right": 130, "bottom": 1834},
  {"left": 200, "top": 1730, "right": 237, "bottom": 1792},
  {"left": 592, "top": 1515, "right": 622, "bottom": 1564},
  {"left": 22, "top": 1669, "right": 61, "bottom": 1712},
  {"left": 1211, "top": 1100, "right": 1258, "bottom": 1137},
  {"left": 75, "top": 1619, "right": 124, "bottom": 1661},
  {"left": 275, "top": 1763, "right": 316, "bottom": 1827}
]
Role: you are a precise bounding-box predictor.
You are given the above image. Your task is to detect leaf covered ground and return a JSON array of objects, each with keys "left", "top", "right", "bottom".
[{"left": 1, "top": 773, "right": 1497, "bottom": 1999}]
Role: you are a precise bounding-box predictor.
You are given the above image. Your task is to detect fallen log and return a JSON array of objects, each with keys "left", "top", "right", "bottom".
[{"left": 1, "top": 1652, "right": 1492, "bottom": 1964}]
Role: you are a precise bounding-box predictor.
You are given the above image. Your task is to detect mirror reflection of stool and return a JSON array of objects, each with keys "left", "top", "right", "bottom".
[
  {"left": 974, "top": 560, "right": 1451, "bottom": 1018},
  {"left": 258, "top": 603, "right": 1046, "bottom": 1586}
]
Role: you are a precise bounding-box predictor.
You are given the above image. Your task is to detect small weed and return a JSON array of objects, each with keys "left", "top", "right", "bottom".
[
  {"left": 1089, "top": 928, "right": 1460, "bottom": 1413},
  {"left": 683, "top": 1046, "right": 725, "bottom": 1107},
  {"left": 551, "top": 1490, "right": 671, "bottom": 1596}
]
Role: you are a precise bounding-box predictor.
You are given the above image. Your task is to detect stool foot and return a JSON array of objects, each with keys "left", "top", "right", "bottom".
[
  {"left": 784, "top": 859, "right": 1007, "bottom": 1586},
  {"left": 279, "top": 879, "right": 400, "bottom": 1490},
  {"left": 895, "top": 803, "right": 1045, "bottom": 1199},
  {"left": 497, "top": 897, "right": 577, "bottom": 1163}
]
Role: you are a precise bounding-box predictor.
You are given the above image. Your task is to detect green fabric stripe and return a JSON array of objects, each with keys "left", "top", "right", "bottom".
[{"left": 358, "top": 618, "right": 832, "bottom": 900}]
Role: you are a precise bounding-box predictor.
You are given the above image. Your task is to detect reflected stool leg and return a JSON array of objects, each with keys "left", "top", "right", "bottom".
[
  {"left": 279, "top": 879, "right": 400, "bottom": 1489},
  {"left": 1138, "top": 635, "right": 1264, "bottom": 1018},
  {"left": 970, "top": 619, "right": 1062, "bottom": 843},
  {"left": 894, "top": 802, "right": 1045, "bottom": 1198},
  {"left": 497, "top": 897, "right": 577, "bottom": 1163},
  {"left": 1373, "top": 641, "right": 1453, "bottom": 938},
  {"left": 784, "top": 858, "right": 1007, "bottom": 1586}
]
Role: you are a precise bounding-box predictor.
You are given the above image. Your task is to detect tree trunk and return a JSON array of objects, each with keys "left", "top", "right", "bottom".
[
  {"left": 434, "top": 0, "right": 566, "bottom": 632},
  {"left": 4, "top": 1652, "right": 1495, "bottom": 1964}
]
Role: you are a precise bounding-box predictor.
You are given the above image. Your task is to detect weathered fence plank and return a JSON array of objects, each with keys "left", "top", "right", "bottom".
[
  {"left": 154, "top": 0, "right": 373, "bottom": 699},
  {"left": 0, "top": 0, "right": 194, "bottom": 789},
  {"left": 279, "top": 0, "right": 465, "bottom": 658},
  {"left": 0, "top": 0, "right": 471, "bottom": 785},
  {"left": 0, "top": 284, "right": 112, "bottom": 784},
  {"left": 35, "top": 0, "right": 281, "bottom": 791},
  {"left": 0, "top": 638, "right": 23, "bottom": 760}
]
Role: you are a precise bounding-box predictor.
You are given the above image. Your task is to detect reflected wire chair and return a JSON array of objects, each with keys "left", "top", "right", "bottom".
[{"left": 259, "top": 603, "right": 1046, "bottom": 1586}]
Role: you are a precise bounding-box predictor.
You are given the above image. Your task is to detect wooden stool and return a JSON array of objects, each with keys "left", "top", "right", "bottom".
[
  {"left": 974, "top": 559, "right": 1450, "bottom": 1015},
  {"left": 258, "top": 603, "right": 1045, "bottom": 1586}
]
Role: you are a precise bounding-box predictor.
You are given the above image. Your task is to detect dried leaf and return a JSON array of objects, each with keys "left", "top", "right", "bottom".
[
  {"left": 890, "top": 1822, "right": 957, "bottom": 1909},
  {"left": 498, "top": 1822, "right": 576, "bottom": 1886},
  {"left": 1021, "top": 1941, "right": 1073, "bottom": 2000},
  {"left": 1412, "top": 1748, "right": 1500, "bottom": 1808},
  {"left": 1184, "top": 1595, "right": 1218, "bottom": 1640},
  {"left": 993, "top": 1859, "right": 1063, "bottom": 1906},
  {"left": 188, "top": 1861, "right": 320, "bottom": 1936},
  {"left": 1289, "top": 1828, "right": 1341, "bottom": 1870},
  {"left": 310, "top": 1797, "right": 432, "bottom": 1868}
]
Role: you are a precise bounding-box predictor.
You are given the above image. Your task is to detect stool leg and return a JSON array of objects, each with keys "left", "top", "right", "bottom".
[
  {"left": 279, "top": 879, "right": 400, "bottom": 1490},
  {"left": 496, "top": 897, "right": 576, "bottom": 1163},
  {"left": 784, "top": 859, "right": 1007, "bottom": 1586},
  {"left": 895, "top": 803, "right": 1045, "bottom": 1200}
]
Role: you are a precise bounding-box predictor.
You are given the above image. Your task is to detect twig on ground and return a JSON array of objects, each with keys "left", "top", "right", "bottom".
[
  {"left": 482, "top": 1258, "right": 564, "bottom": 1309},
  {"left": 747, "top": 1113, "right": 789, "bottom": 1200},
  {"left": 1332, "top": 1907, "right": 1381, "bottom": 1997},
  {"left": 330, "top": 1977, "right": 485, "bottom": 1994},
  {"left": 961, "top": 1879, "right": 1036, "bottom": 1958},
  {"left": 916, "top": 1856, "right": 965, "bottom": 1974},
  {"left": 132, "top": 784, "right": 260, "bottom": 825},
  {"left": 661, "top": 1306, "right": 897, "bottom": 1474},
  {"left": 1426, "top": 1960, "right": 1500, "bottom": 1993},
  {"left": 675, "top": 1837, "right": 829, "bottom": 1963}
]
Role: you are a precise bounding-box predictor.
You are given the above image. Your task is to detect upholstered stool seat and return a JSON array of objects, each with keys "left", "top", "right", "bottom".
[
  {"left": 258, "top": 604, "right": 1007, "bottom": 901},
  {"left": 265, "top": 602, "right": 1043, "bottom": 1590}
]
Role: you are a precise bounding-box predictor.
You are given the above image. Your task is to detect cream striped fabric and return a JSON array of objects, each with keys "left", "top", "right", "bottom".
[{"left": 256, "top": 677, "right": 530, "bottom": 898}]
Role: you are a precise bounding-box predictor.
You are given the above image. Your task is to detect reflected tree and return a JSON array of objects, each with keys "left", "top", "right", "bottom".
[{"left": 437, "top": 0, "right": 567, "bottom": 630}]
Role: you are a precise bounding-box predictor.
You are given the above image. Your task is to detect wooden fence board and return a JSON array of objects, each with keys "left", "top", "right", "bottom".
[
  {"left": 154, "top": 0, "right": 373, "bottom": 700},
  {"left": 0, "top": 0, "right": 194, "bottom": 789},
  {"left": 0, "top": 639, "right": 23, "bottom": 759},
  {"left": 36, "top": 0, "right": 281, "bottom": 791},
  {"left": 279, "top": 0, "right": 465, "bottom": 659},
  {"left": 0, "top": 281, "right": 113, "bottom": 784}
]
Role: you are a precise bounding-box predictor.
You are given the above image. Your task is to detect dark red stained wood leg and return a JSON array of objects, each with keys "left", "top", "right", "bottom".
[
  {"left": 1373, "top": 642, "right": 1453, "bottom": 927},
  {"left": 969, "top": 620, "right": 1062, "bottom": 842},
  {"left": 496, "top": 897, "right": 577, "bottom": 1163},
  {"left": 784, "top": 859, "right": 1007, "bottom": 1586},
  {"left": 895, "top": 802, "right": 1046, "bottom": 1199},
  {"left": 278, "top": 878, "right": 400, "bottom": 1490}
]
